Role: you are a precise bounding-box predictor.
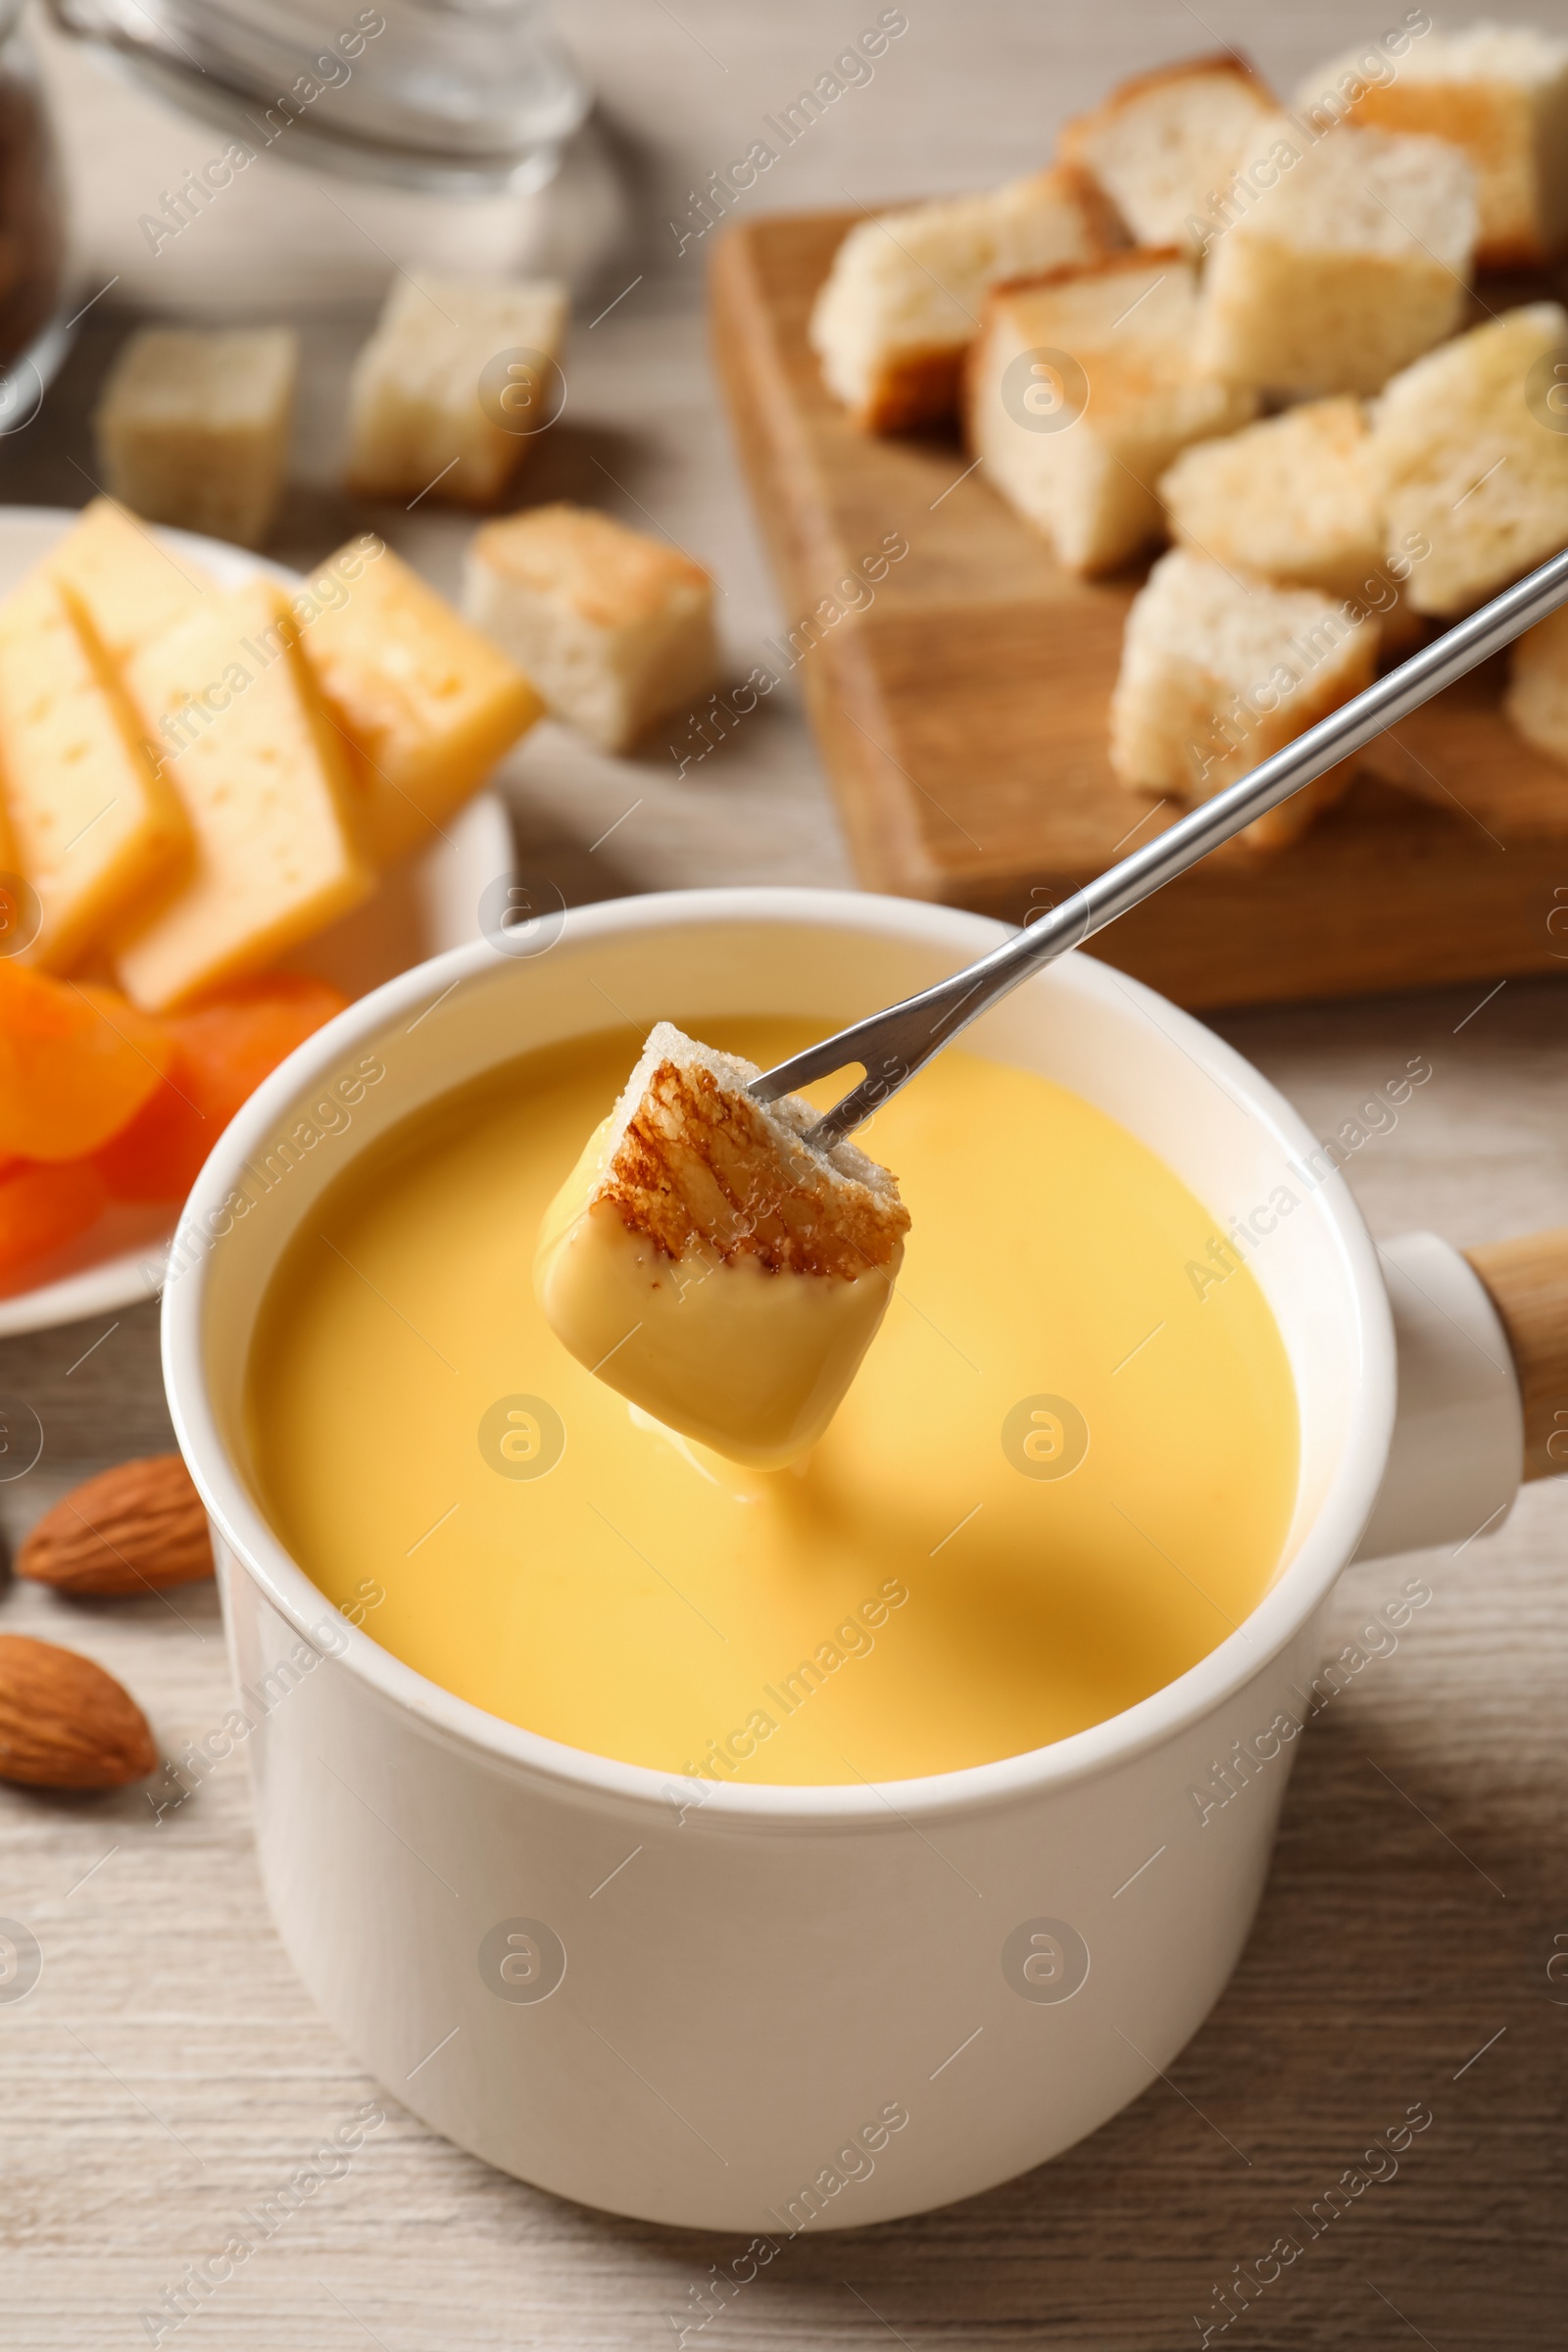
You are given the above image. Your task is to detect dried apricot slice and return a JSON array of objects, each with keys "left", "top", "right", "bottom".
[
  {"left": 97, "top": 973, "right": 349, "bottom": 1203},
  {"left": 169, "top": 974, "right": 350, "bottom": 1111},
  {"left": 0, "top": 965, "right": 172, "bottom": 1160},
  {"left": 0, "top": 1160, "right": 108, "bottom": 1284}
]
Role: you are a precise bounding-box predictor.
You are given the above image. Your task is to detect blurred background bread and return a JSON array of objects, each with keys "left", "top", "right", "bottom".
[
  {"left": 1108, "top": 548, "right": 1379, "bottom": 853},
  {"left": 965, "top": 252, "right": 1255, "bottom": 573},
  {"left": 1194, "top": 119, "right": 1478, "bottom": 395},
  {"left": 465, "top": 505, "right": 718, "bottom": 753},
  {"left": 1158, "top": 399, "right": 1384, "bottom": 605},
  {"left": 1301, "top": 23, "right": 1568, "bottom": 268},
  {"left": 1057, "top": 51, "right": 1279, "bottom": 251},
  {"left": 808, "top": 165, "right": 1118, "bottom": 433}
]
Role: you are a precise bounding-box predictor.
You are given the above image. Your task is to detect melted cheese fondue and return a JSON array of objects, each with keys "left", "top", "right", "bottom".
[{"left": 245, "top": 1021, "right": 1298, "bottom": 1785}]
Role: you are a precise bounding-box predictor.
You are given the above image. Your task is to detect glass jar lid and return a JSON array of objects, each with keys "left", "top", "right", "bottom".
[{"left": 43, "top": 0, "right": 590, "bottom": 190}]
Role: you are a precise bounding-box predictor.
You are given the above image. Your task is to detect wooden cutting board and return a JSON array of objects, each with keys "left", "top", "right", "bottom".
[{"left": 710, "top": 210, "right": 1568, "bottom": 1010}]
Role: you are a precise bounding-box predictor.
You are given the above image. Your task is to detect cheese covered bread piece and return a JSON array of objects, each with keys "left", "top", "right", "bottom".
[
  {"left": 465, "top": 505, "right": 717, "bottom": 752},
  {"left": 300, "top": 542, "right": 542, "bottom": 861},
  {"left": 1197, "top": 118, "right": 1477, "bottom": 395},
  {"left": 0, "top": 576, "right": 189, "bottom": 970},
  {"left": 966, "top": 253, "right": 1256, "bottom": 575},
  {"left": 810, "top": 166, "right": 1118, "bottom": 434},
  {"left": 115, "top": 581, "right": 371, "bottom": 1010},
  {"left": 1299, "top": 24, "right": 1568, "bottom": 268},
  {"left": 1369, "top": 304, "right": 1568, "bottom": 616},
  {"left": 93, "top": 327, "right": 298, "bottom": 550},
  {"left": 46, "top": 497, "right": 215, "bottom": 664},
  {"left": 347, "top": 275, "right": 567, "bottom": 507},
  {"left": 1109, "top": 549, "right": 1377, "bottom": 855},
  {"left": 536, "top": 1024, "right": 909, "bottom": 1469},
  {"left": 1058, "top": 50, "right": 1278, "bottom": 251},
  {"left": 1158, "top": 398, "right": 1384, "bottom": 604}
]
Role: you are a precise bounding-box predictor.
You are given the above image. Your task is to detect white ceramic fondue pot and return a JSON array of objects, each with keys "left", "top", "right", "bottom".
[{"left": 162, "top": 889, "right": 1559, "bottom": 2232}]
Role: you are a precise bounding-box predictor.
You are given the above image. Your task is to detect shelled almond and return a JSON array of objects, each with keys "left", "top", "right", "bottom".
[
  {"left": 18, "top": 1454, "right": 212, "bottom": 1597},
  {"left": 0, "top": 1632, "right": 157, "bottom": 1789}
]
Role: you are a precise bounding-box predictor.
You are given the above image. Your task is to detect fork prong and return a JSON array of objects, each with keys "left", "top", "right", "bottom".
[
  {"left": 804, "top": 1056, "right": 916, "bottom": 1151},
  {"left": 805, "top": 1088, "right": 879, "bottom": 1151},
  {"left": 747, "top": 1050, "right": 858, "bottom": 1105}
]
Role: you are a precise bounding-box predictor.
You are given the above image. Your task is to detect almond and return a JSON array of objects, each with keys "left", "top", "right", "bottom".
[
  {"left": 0, "top": 1633, "right": 157, "bottom": 1789},
  {"left": 17, "top": 1454, "right": 213, "bottom": 1597}
]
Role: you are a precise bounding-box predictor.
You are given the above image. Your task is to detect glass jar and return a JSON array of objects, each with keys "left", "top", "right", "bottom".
[
  {"left": 41, "top": 0, "right": 588, "bottom": 190},
  {"left": 0, "top": 0, "right": 69, "bottom": 425},
  {"left": 31, "top": 0, "right": 613, "bottom": 317}
]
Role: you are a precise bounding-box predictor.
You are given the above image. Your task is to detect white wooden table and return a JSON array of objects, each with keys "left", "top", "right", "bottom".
[{"left": 2, "top": 4, "right": 1566, "bottom": 2344}]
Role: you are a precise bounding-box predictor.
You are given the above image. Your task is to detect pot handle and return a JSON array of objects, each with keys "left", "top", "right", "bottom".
[
  {"left": 1354, "top": 1228, "right": 1566, "bottom": 1562},
  {"left": 1463, "top": 1228, "right": 1568, "bottom": 1483}
]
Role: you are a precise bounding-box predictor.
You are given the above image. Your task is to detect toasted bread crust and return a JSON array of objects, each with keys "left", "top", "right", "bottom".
[
  {"left": 469, "top": 504, "right": 710, "bottom": 625},
  {"left": 1306, "top": 64, "right": 1566, "bottom": 269},
  {"left": 1058, "top": 49, "right": 1275, "bottom": 155},
  {"left": 1040, "top": 160, "right": 1132, "bottom": 255},
  {"left": 1472, "top": 233, "right": 1556, "bottom": 270},
  {"left": 966, "top": 246, "right": 1194, "bottom": 458},
  {"left": 821, "top": 163, "right": 1124, "bottom": 435},
  {"left": 986, "top": 242, "right": 1189, "bottom": 309},
  {"left": 852, "top": 342, "right": 968, "bottom": 434},
  {"left": 599, "top": 1056, "right": 908, "bottom": 1279}
]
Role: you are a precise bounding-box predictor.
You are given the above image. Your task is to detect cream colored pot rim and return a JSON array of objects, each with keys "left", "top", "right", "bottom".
[{"left": 161, "top": 888, "right": 1396, "bottom": 1830}]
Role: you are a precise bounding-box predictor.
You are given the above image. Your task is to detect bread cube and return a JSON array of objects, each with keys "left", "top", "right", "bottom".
[
  {"left": 535, "top": 1022, "right": 908, "bottom": 1468},
  {"left": 1370, "top": 303, "right": 1568, "bottom": 616},
  {"left": 1299, "top": 24, "right": 1568, "bottom": 268},
  {"left": 300, "top": 541, "right": 542, "bottom": 862},
  {"left": 0, "top": 576, "right": 190, "bottom": 971},
  {"left": 115, "top": 582, "right": 371, "bottom": 1011},
  {"left": 346, "top": 276, "right": 567, "bottom": 508},
  {"left": 93, "top": 328, "right": 297, "bottom": 550},
  {"left": 465, "top": 505, "right": 717, "bottom": 754},
  {"left": 1195, "top": 119, "right": 1477, "bottom": 395},
  {"left": 47, "top": 497, "right": 215, "bottom": 665},
  {"left": 1158, "top": 397, "right": 1385, "bottom": 603},
  {"left": 808, "top": 165, "right": 1118, "bottom": 434},
  {"left": 1058, "top": 50, "right": 1278, "bottom": 252},
  {"left": 965, "top": 253, "right": 1257, "bottom": 575},
  {"left": 1109, "top": 549, "right": 1378, "bottom": 853},
  {"left": 1505, "top": 606, "right": 1568, "bottom": 763}
]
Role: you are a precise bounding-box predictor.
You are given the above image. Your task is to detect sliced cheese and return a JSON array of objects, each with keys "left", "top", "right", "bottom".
[
  {"left": 0, "top": 576, "right": 191, "bottom": 972},
  {"left": 115, "top": 580, "right": 372, "bottom": 1011},
  {"left": 46, "top": 497, "right": 215, "bottom": 664},
  {"left": 300, "top": 539, "right": 542, "bottom": 863}
]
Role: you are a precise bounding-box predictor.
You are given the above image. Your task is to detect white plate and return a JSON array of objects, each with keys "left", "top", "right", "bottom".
[{"left": 0, "top": 508, "right": 514, "bottom": 1338}]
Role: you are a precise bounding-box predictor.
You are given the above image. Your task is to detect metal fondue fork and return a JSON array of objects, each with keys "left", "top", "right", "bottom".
[{"left": 751, "top": 544, "right": 1568, "bottom": 1151}]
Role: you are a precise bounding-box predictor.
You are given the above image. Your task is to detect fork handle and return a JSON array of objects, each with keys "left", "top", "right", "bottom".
[{"left": 758, "top": 543, "right": 1568, "bottom": 1146}]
